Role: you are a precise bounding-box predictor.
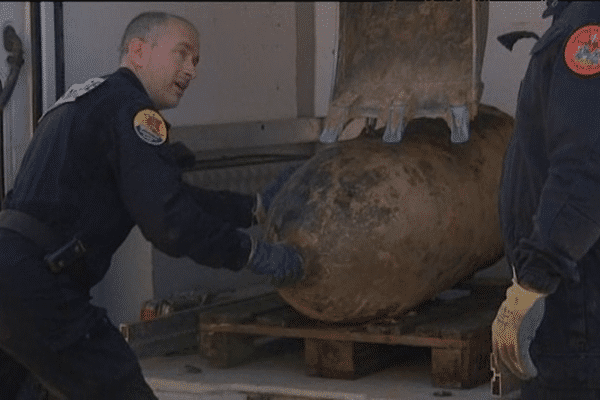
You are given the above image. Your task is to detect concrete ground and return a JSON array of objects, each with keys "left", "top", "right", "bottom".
[{"left": 141, "top": 341, "right": 507, "bottom": 400}]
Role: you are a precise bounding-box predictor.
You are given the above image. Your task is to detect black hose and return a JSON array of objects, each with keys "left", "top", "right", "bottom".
[
  {"left": 30, "top": 3, "right": 42, "bottom": 128},
  {"left": 54, "top": 2, "right": 65, "bottom": 100},
  {"left": 190, "top": 154, "right": 311, "bottom": 171},
  {"left": 0, "top": 26, "right": 24, "bottom": 112},
  {"left": 0, "top": 77, "right": 4, "bottom": 204},
  {"left": 0, "top": 24, "right": 24, "bottom": 204}
]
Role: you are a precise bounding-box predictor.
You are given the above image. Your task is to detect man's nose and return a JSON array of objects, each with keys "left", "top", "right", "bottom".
[{"left": 184, "top": 62, "right": 197, "bottom": 80}]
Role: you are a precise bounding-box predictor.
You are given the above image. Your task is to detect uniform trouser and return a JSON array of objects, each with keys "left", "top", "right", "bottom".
[
  {"left": 521, "top": 380, "right": 600, "bottom": 400},
  {"left": 0, "top": 229, "right": 158, "bottom": 399},
  {"left": 519, "top": 249, "right": 600, "bottom": 399}
]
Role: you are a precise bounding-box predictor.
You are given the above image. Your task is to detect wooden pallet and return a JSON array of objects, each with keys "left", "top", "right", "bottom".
[{"left": 199, "top": 281, "right": 508, "bottom": 389}]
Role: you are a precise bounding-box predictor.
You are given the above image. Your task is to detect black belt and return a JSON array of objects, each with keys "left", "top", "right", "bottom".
[
  {"left": 0, "top": 209, "right": 62, "bottom": 250},
  {"left": 0, "top": 209, "right": 87, "bottom": 274}
]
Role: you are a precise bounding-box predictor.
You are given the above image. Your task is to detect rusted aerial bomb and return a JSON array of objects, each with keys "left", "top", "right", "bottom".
[{"left": 265, "top": 104, "right": 513, "bottom": 323}]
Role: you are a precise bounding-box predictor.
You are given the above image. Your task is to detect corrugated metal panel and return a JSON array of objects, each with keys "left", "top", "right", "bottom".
[
  {"left": 182, "top": 142, "right": 317, "bottom": 193},
  {"left": 183, "top": 160, "right": 305, "bottom": 195}
]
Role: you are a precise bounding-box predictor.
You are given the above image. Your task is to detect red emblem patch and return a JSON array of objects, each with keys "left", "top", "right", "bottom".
[
  {"left": 145, "top": 114, "right": 163, "bottom": 135},
  {"left": 564, "top": 24, "right": 600, "bottom": 78}
]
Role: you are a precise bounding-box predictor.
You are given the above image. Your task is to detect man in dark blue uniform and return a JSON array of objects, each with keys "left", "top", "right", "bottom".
[
  {"left": 492, "top": 2, "right": 600, "bottom": 399},
  {"left": 0, "top": 11, "right": 303, "bottom": 399}
]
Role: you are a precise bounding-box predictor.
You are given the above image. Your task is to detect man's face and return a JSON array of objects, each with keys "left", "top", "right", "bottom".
[{"left": 138, "top": 21, "right": 200, "bottom": 110}]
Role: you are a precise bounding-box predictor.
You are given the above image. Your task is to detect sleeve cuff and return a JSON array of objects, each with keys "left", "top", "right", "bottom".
[{"left": 517, "top": 254, "right": 562, "bottom": 294}]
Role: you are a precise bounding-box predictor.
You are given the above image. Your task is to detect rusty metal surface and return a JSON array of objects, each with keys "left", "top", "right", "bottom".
[
  {"left": 321, "top": 1, "right": 489, "bottom": 142},
  {"left": 267, "top": 105, "right": 513, "bottom": 323}
]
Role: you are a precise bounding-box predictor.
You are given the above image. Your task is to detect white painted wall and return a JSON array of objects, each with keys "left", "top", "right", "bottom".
[
  {"left": 314, "top": 2, "right": 337, "bottom": 118},
  {"left": 0, "top": 2, "right": 34, "bottom": 194},
  {"left": 39, "top": 2, "right": 56, "bottom": 115},
  {"left": 481, "top": 2, "right": 551, "bottom": 117},
  {"left": 63, "top": 2, "right": 298, "bottom": 127},
  {"left": 91, "top": 226, "right": 153, "bottom": 325}
]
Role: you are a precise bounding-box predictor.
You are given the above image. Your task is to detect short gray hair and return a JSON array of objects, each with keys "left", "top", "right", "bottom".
[{"left": 119, "top": 11, "right": 198, "bottom": 62}]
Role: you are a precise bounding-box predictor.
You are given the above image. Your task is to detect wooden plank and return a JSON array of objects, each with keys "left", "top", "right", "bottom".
[
  {"left": 305, "top": 339, "right": 408, "bottom": 380},
  {"left": 196, "top": 282, "right": 507, "bottom": 387},
  {"left": 120, "top": 310, "right": 201, "bottom": 358},
  {"left": 431, "top": 330, "right": 492, "bottom": 388},
  {"left": 305, "top": 339, "right": 357, "bottom": 379},
  {"left": 199, "top": 293, "right": 285, "bottom": 325},
  {"left": 198, "top": 293, "right": 290, "bottom": 367},
  {"left": 254, "top": 305, "right": 298, "bottom": 327},
  {"left": 143, "top": 282, "right": 506, "bottom": 387},
  {"left": 202, "top": 322, "right": 467, "bottom": 349},
  {"left": 119, "top": 285, "right": 275, "bottom": 358},
  {"left": 200, "top": 332, "right": 256, "bottom": 368}
]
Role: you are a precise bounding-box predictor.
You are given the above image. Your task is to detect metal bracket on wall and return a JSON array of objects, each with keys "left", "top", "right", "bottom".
[
  {"left": 0, "top": 25, "right": 24, "bottom": 112},
  {"left": 0, "top": 25, "right": 24, "bottom": 203}
]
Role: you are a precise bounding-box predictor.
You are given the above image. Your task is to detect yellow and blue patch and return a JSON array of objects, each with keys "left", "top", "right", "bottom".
[{"left": 133, "top": 109, "right": 168, "bottom": 146}]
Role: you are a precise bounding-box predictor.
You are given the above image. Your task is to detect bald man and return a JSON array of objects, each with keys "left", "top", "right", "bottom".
[{"left": 0, "top": 11, "right": 303, "bottom": 399}]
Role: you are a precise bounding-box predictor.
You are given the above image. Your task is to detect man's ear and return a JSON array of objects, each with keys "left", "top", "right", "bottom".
[{"left": 128, "top": 38, "right": 150, "bottom": 69}]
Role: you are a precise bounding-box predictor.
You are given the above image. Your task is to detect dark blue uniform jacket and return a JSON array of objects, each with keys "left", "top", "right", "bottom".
[
  {"left": 2, "top": 67, "right": 254, "bottom": 289},
  {"left": 500, "top": 2, "right": 600, "bottom": 292},
  {"left": 499, "top": 1, "right": 600, "bottom": 389}
]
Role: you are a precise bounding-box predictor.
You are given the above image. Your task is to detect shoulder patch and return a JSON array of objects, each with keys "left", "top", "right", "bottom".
[
  {"left": 133, "top": 109, "right": 168, "bottom": 146},
  {"left": 564, "top": 23, "right": 600, "bottom": 78},
  {"left": 39, "top": 77, "right": 106, "bottom": 121}
]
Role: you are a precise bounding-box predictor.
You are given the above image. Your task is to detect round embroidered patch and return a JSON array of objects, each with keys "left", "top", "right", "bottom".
[
  {"left": 564, "top": 24, "right": 600, "bottom": 78},
  {"left": 133, "top": 109, "right": 167, "bottom": 145}
]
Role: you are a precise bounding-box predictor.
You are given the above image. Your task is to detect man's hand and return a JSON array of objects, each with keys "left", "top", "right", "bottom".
[
  {"left": 491, "top": 277, "right": 547, "bottom": 381},
  {"left": 239, "top": 227, "right": 305, "bottom": 288},
  {"left": 257, "top": 165, "right": 300, "bottom": 217},
  {"left": 249, "top": 241, "right": 305, "bottom": 288}
]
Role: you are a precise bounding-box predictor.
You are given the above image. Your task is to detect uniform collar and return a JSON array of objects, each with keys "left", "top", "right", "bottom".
[
  {"left": 117, "top": 67, "right": 148, "bottom": 96},
  {"left": 542, "top": 0, "right": 571, "bottom": 20},
  {"left": 116, "top": 67, "right": 171, "bottom": 131}
]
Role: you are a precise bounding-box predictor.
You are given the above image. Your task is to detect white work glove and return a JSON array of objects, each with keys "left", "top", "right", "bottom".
[{"left": 491, "top": 270, "right": 547, "bottom": 381}]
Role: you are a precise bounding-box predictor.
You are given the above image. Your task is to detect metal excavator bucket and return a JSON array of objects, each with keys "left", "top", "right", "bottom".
[{"left": 320, "top": 1, "right": 489, "bottom": 144}]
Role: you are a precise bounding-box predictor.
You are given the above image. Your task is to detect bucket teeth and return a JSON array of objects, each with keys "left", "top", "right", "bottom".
[
  {"left": 383, "top": 101, "right": 406, "bottom": 143},
  {"left": 320, "top": 92, "right": 360, "bottom": 143},
  {"left": 319, "top": 109, "right": 346, "bottom": 143},
  {"left": 365, "top": 117, "right": 377, "bottom": 136},
  {"left": 322, "top": 2, "right": 488, "bottom": 146},
  {"left": 450, "top": 105, "right": 470, "bottom": 144}
]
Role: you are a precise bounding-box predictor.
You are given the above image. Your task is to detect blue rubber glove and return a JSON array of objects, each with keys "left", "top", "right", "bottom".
[
  {"left": 249, "top": 241, "right": 305, "bottom": 288},
  {"left": 261, "top": 165, "right": 300, "bottom": 212},
  {"left": 239, "top": 227, "right": 305, "bottom": 288},
  {"left": 254, "top": 165, "right": 300, "bottom": 225}
]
